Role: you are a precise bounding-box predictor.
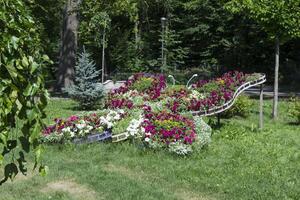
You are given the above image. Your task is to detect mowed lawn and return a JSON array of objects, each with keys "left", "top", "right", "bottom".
[{"left": 0, "top": 98, "right": 299, "bottom": 200}]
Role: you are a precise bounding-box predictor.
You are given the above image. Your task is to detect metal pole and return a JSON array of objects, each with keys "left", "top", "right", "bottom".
[
  {"left": 259, "top": 84, "right": 264, "bottom": 129},
  {"left": 163, "top": 24, "right": 167, "bottom": 69}
]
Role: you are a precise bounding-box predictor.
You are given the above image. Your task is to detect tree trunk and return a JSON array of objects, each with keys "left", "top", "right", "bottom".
[
  {"left": 272, "top": 36, "right": 280, "bottom": 120},
  {"left": 56, "top": 0, "right": 79, "bottom": 91},
  {"left": 101, "top": 28, "right": 106, "bottom": 83},
  {"left": 259, "top": 84, "right": 264, "bottom": 129}
]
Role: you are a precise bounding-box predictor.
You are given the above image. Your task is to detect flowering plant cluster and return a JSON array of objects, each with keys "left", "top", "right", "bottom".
[
  {"left": 188, "top": 71, "right": 252, "bottom": 111},
  {"left": 163, "top": 71, "right": 260, "bottom": 113},
  {"left": 42, "top": 71, "right": 262, "bottom": 154},
  {"left": 125, "top": 115, "right": 145, "bottom": 137},
  {"left": 106, "top": 73, "right": 166, "bottom": 109},
  {"left": 142, "top": 105, "right": 197, "bottom": 155},
  {"left": 41, "top": 110, "right": 125, "bottom": 143}
]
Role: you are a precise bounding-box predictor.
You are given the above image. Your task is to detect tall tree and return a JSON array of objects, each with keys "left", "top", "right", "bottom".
[
  {"left": 225, "top": 0, "right": 300, "bottom": 120},
  {"left": 56, "top": 0, "right": 80, "bottom": 91}
]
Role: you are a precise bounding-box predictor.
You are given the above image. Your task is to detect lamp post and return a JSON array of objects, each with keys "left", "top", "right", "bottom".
[
  {"left": 186, "top": 74, "right": 198, "bottom": 89},
  {"left": 161, "top": 17, "right": 167, "bottom": 73},
  {"left": 168, "top": 74, "right": 176, "bottom": 86}
]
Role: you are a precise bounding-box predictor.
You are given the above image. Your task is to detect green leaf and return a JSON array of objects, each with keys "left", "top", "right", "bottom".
[
  {"left": 29, "top": 122, "right": 41, "bottom": 142},
  {"left": 4, "top": 163, "right": 18, "bottom": 180},
  {"left": 42, "top": 54, "right": 50, "bottom": 61},
  {"left": 39, "top": 165, "right": 49, "bottom": 177},
  {"left": 7, "top": 140, "right": 17, "bottom": 151},
  {"left": 0, "top": 155, "right": 3, "bottom": 166},
  {"left": 5, "top": 63, "right": 18, "bottom": 78},
  {"left": 19, "top": 136, "right": 30, "bottom": 153},
  {"left": 0, "top": 131, "right": 8, "bottom": 146},
  {"left": 11, "top": 36, "right": 19, "bottom": 50},
  {"left": 30, "top": 62, "right": 39, "bottom": 74},
  {"left": 23, "top": 84, "right": 32, "bottom": 97},
  {"left": 17, "top": 151, "right": 27, "bottom": 175},
  {"left": 34, "top": 145, "right": 44, "bottom": 164},
  {"left": 21, "top": 56, "right": 29, "bottom": 67}
]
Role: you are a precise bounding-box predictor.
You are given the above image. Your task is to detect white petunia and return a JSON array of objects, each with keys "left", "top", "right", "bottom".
[{"left": 70, "top": 131, "right": 76, "bottom": 138}]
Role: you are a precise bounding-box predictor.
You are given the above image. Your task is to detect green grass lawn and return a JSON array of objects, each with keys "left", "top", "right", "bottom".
[{"left": 0, "top": 98, "right": 299, "bottom": 200}]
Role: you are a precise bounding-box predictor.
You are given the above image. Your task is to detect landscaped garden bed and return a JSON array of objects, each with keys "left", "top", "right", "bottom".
[{"left": 41, "top": 71, "right": 266, "bottom": 155}]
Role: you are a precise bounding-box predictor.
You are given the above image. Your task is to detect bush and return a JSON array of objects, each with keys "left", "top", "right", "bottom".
[
  {"left": 289, "top": 97, "right": 300, "bottom": 124},
  {"left": 64, "top": 50, "right": 104, "bottom": 109},
  {"left": 221, "top": 95, "right": 253, "bottom": 118}
]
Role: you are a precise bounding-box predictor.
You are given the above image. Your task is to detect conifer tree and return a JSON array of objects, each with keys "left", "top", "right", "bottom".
[{"left": 64, "top": 49, "right": 104, "bottom": 109}]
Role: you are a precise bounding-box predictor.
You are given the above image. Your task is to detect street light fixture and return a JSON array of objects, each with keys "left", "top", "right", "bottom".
[
  {"left": 186, "top": 74, "right": 198, "bottom": 89},
  {"left": 168, "top": 74, "right": 176, "bottom": 86}
]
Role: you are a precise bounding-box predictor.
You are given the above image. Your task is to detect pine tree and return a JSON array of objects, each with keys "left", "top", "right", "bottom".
[{"left": 64, "top": 49, "right": 104, "bottom": 109}]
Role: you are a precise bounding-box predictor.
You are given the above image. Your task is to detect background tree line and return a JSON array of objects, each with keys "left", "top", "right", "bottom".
[{"left": 25, "top": 0, "right": 300, "bottom": 88}]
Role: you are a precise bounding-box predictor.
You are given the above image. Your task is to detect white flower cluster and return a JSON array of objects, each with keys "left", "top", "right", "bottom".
[
  {"left": 126, "top": 115, "right": 145, "bottom": 137},
  {"left": 168, "top": 142, "right": 192, "bottom": 155},
  {"left": 61, "top": 120, "right": 93, "bottom": 138},
  {"left": 100, "top": 109, "right": 124, "bottom": 129},
  {"left": 76, "top": 120, "right": 93, "bottom": 137},
  {"left": 189, "top": 90, "right": 206, "bottom": 100},
  {"left": 193, "top": 116, "right": 212, "bottom": 148}
]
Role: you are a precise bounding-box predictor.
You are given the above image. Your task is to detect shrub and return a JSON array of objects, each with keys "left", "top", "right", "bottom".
[
  {"left": 289, "top": 97, "right": 300, "bottom": 124},
  {"left": 221, "top": 95, "right": 253, "bottom": 118},
  {"left": 0, "top": 0, "right": 49, "bottom": 182},
  {"left": 64, "top": 50, "right": 104, "bottom": 109}
]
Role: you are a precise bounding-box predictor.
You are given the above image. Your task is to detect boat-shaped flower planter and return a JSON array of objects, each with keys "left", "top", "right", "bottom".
[
  {"left": 111, "top": 132, "right": 128, "bottom": 143},
  {"left": 73, "top": 131, "right": 112, "bottom": 144}
]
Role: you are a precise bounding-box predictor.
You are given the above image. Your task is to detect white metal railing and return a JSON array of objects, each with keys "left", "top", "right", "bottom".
[{"left": 190, "top": 74, "right": 266, "bottom": 116}]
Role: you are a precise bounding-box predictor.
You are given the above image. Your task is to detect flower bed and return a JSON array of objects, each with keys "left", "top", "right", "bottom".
[
  {"left": 41, "top": 110, "right": 125, "bottom": 143},
  {"left": 42, "top": 71, "right": 264, "bottom": 155},
  {"left": 163, "top": 71, "right": 262, "bottom": 113},
  {"left": 189, "top": 71, "right": 254, "bottom": 111}
]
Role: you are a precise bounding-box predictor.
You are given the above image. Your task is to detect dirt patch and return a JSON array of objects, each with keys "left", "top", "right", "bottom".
[
  {"left": 103, "top": 164, "right": 216, "bottom": 200},
  {"left": 41, "top": 180, "right": 99, "bottom": 200},
  {"left": 174, "top": 190, "right": 215, "bottom": 200}
]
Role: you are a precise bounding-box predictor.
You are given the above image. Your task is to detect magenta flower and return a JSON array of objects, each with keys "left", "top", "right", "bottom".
[{"left": 68, "top": 115, "right": 79, "bottom": 121}]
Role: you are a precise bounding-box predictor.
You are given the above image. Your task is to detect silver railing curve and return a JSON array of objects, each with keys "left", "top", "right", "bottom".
[
  {"left": 191, "top": 73, "right": 266, "bottom": 116},
  {"left": 186, "top": 74, "right": 198, "bottom": 89}
]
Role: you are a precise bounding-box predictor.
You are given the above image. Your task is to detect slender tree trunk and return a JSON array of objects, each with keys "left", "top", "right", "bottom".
[
  {"left": 272, "top": 36, "right": 280, "bottom": 120},
  {"left": 56, "top": 0, "right": 79, "bottom": 91},
  {"left": 134, "top": 19, "right": 141, "bottom": 69},
  {"left": 135, "top": 20, "right": 139, "bottom": 50},
  {"left": 101, "top": 27, "right": 106, "bottom": 83}
]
